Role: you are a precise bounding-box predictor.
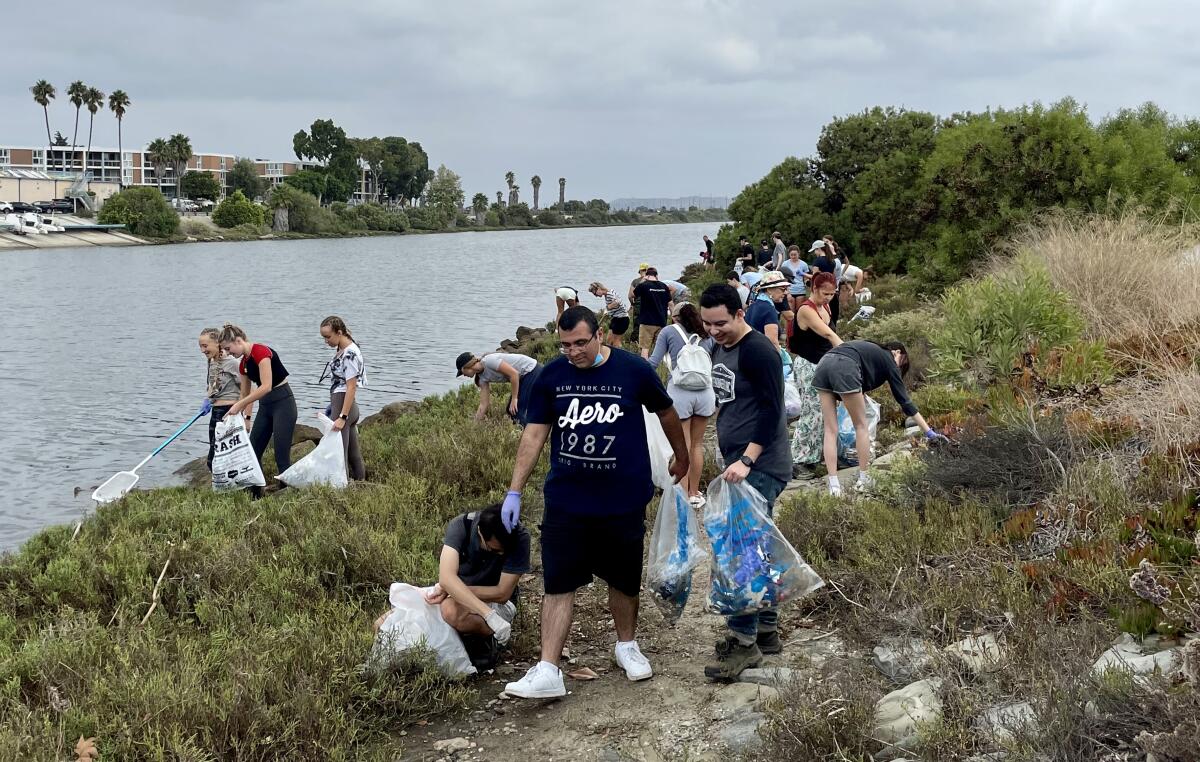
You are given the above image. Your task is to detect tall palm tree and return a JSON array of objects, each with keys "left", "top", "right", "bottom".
[
  {"left": 496, "top": 190, "right": 504, "bottom": 208},
  {"left": 531, "top": 175, "right": 542, "bottom": 211},
  {"left": 511, "top": 184, "right": 520, "bottom": 206},
  {"left": 558, "top": 177, "right": 566, "bottom": 208},
  {"left": 108, "top": 90, "right": 130, "bottom": 187},
  {"left": 83, "top": 87, "right": 105, "bottom": 179},
  {"left": 167, "top": 134, "right": 193, "bottom": 198},
  {"left": 471, "top": 192, "right": 488, "bottom": 224},
  {"left": 67, "top": 81, "right": 87, "bottom": 173},
  {"left": 504, "top": 170, "right": 516, "bottom": 206},
  {"left": 30, "top": 80, "right": 55, "bottom": 163},
  {"left": 147, "top": 138, "right": 171, "bottom": 194}
]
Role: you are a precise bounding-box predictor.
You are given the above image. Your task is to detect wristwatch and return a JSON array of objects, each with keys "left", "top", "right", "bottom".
[
  {"left": 338, "top": 413, "right": 349, "bottom": 420},
  {"left": 738, "top": 455, "right": 755, "bottom": 468}
]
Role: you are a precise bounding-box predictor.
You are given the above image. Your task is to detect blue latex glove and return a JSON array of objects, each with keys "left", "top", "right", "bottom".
[
  {"left": 324, "top": 404, "right": 333, "bottom": 417},
  {"left": 200, "top": 398, "right": 213, "bottom": 416},
  {"left": 925, "top": 429, "right": 950, "bottom": 446},
  {"left": 502, "top": 490, "right": 521, "bottom": 531}
]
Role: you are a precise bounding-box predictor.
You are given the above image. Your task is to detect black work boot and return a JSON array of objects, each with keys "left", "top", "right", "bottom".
[
  {"left": 756, "top": 629, "right": 782, "bottom": 655},
  {"left": 704, "top": 635, "right": 762, "bottom": 681}
]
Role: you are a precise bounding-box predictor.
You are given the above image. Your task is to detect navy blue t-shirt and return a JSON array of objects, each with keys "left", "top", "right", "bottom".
[
  {"left": 526, "top": 348, "right": 673, "bottom": 516},
  {"left": 745, "top": 297, "right": 780, "bottom": 336}
]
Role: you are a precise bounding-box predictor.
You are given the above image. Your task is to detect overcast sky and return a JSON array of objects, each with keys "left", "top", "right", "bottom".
[{"left": 2, "top": 0, "right": 1198, "bottom": 201}]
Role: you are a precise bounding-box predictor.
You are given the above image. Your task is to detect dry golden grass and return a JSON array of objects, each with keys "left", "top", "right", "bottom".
[{"left": 1011, "top": 211, "right": 1200, "bottom": 368}]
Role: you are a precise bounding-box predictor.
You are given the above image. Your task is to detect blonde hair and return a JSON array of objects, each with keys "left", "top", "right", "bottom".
[
  {"left": 200, "top": 327, "right": 221, "bottom": 343},
  {"left": 589, "top": 282, "right": 607, "bottom": 294},
  {"left": 320, "top": 315, "right": 354, "bottom": 341},
  {"left": 218, "top": 323, "right": 247, "bottom": 344}
]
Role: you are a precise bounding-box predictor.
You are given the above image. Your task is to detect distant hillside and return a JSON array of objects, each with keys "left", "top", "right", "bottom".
[{"left": 610, "top": 196, "right": 731, "bottom": 211}]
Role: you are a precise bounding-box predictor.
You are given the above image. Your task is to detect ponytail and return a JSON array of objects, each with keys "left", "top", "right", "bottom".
[{"left": 218, "top": 323, "right": 247, "bottom": 344}]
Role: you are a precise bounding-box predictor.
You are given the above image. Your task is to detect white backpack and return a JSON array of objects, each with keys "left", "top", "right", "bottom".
[{"left": 670, "top": 324, "right": 712, "bottom": 390}]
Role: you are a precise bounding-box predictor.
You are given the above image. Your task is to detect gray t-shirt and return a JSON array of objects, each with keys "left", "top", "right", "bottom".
[
  {"left": 443, "top": 512, "right": 531, "bottom": 596},
  {"left": 647, "top": 323, "right": 715, "bottom": 370},
  {"left": 710, "top": 330, "right": 791, "bottom": 483},
  {"left": 207, "top": 356, "right": 242, "bottom": 403},
  {"left": 479, "top": 353, "right": 539, "bottom": 384}
]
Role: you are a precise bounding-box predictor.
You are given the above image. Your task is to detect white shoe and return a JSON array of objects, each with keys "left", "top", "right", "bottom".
[
  {"left": 504, "top": 662, "right": 566, "bottom": 699},
  {"left": 614, "top": 641, "right": 653, "bottom": 681},
  {"left": 688, "top": 494, "right": 706, "bottom": 509}
]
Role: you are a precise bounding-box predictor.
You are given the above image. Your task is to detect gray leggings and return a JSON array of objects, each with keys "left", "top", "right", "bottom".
[{"left": 330, "top": 391, "right": 365, "bottom": 480}]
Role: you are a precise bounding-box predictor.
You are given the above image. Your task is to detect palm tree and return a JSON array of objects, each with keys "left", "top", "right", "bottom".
[
  {"left": 83, "top": 87, "right": 105, "bottom": 179},
  {"left": 558, "top": 177, "right": 566, "bottom": 208},
  {"left": 504, "top": 171, "right": 516, "bottom": 206},
  {"left": 471, "top": 192, "right": 488, "bottom": 224},
  {"left": 167, "top": 134, "right": 193, "bottom": 198},
  {"left": 67, "top": 81, "right": 87, "bottom": 173},
  {"left": 511, "top": 184, "right": 520, "bottom": 206},
  {"left": 30, "top": 80, "right": 55, "bottom": 162},
  {"left": 496, "top": 190, "right": 504, "bottom": 208},
  {"left": 147, "top": 138, "right": 171, "bottom": 194},
  {"left": 531, "top": 175, "right": 542, "bottom": 211},
  {"left": 108, "top": 90, "right": 130, "bottom": 187}
]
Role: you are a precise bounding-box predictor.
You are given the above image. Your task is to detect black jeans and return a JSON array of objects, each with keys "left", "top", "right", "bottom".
[
  {"left": 206, "top": 404, "right": 232, "bottom": 472},
  {"left": 250, "top": 384, "right": 298, "bottom": 475}
]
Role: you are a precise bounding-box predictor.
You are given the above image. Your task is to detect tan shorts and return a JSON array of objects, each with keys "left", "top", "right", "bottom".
[{"left": 638, "top": 324, "right": 663, "bottom": 352}]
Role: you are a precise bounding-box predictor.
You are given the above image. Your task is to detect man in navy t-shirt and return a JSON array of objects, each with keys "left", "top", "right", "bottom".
[{"left": 501, "top": 307, "right": 689, "bottom": 700}]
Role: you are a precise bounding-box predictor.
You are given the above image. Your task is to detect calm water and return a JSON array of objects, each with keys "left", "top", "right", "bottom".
[{"left": 0, "top": 222, "right": 715, "bottom": 548}]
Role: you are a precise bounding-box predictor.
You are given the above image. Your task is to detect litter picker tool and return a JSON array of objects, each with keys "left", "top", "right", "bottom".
[{"left": 92, "top": 407, "right": 207, "bottom": 504}]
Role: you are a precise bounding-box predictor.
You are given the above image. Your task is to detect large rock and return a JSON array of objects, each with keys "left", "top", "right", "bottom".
[
  {"left": 872, "top": 637, "right": 936, "bottom": 683},
  {"left": 785, "top": 629, "right": 847, "bottom": 670},
  {"left": 718, "top": 712, "right": 767, "bottom": 753},
  {"left": 945, "top": 633, "right": 1007, "bottom": 675},
  {"left": 738, "top": 667, "right": 799, "bottom": 687},
  {"left": 871, "top": 678, "right": 943, "bottom": 750},
  {"left": 360, "top": 400, "right": 419, "bottom": 429},
  {"left": 1092, "top": 633, "right": 1182, "bottom": 680},
  {"left": 973, "top": 701, "right": 1037, "bottom": 742},
  {"left": 292, "top": 423, "right": 321, "bottom": 446},
  {"left": 709, "top": 682, "right": 779, "bottom": 721}
]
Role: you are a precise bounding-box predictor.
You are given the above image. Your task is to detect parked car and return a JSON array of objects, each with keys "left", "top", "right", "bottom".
[
  {"left": 0, "top": 202, "right": 11, "bottom": 212},
  {"left": 172, "top": 198, "right": 199, "bottom": 213},
  {"left": 35, "top": 200, "right": 75, "bottom": 214},
  {"left": 5, "top": 201, "right": 40, "bottom": 214}
]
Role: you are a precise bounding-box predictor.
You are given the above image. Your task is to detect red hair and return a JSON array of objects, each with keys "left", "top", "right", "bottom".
[{"left": 810, "top": 272, "right": 837, "bottom": 291}]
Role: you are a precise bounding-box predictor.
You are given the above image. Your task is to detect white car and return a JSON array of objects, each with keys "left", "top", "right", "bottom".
[{"left": 0, "top": 202, "right": 12, "bottom": 213}]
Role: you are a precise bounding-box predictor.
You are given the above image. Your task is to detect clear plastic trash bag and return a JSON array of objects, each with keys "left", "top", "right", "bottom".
[
  {"left": 211, "top": 414, "right": 266, "bottom": 490},
  {"left": 277, "top": 414, "right": 348, "bottom": 488},
  {"left": 836, "top": 395, "right": 880, "bottom": 463},
  {"left": 703, "top": 477, "right": 824, "bottom": 617},
  {"left": 367, "top": 583, "right": 477, "bottom": 678},
  {"left": 646, "top": 484, "right": 709, "bottom": 625}
]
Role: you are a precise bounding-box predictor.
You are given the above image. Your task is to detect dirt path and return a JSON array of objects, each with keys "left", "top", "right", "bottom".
[{"left": 404, "top": 469, "right": 856, "bottom": 762}]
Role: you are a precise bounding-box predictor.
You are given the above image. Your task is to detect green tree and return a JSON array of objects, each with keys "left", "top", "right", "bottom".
[
  {"left": 146, "top": 138, "right": 171, "bottom": 194},
  {"left": 531, "top": 175, "right": 542, "bottom": 210},
  {"left": 283, "top": 169, "right": 328, "bottom": 199},
  {"left": 426, "top": 165, "right": 465, "bottom": 228},
  {"left": 30, "top": 80, "right": 55, "bottom": 157},
  {"left": 292, "top": 118, "right": 359, "bottom": 203},
  {"left": 98, "top": 186, "right": 179, "bottom": 237},
  {"left": 267, "top": 184, "right": 339, "bottom": 233},
  {"left": 228, "top": 158, "right": 265, "bottom": 200},
  {"left": 376, "top": 137, "right": 431, "bottom": 205},
  {"left": 212, "top": 190, "right": 265, "bottom": 228},
  {"left": 83, "top": 86, "right": 104, "bottom": 177},
  {"left": 353, "top": 137, "right": 385, "bottom": 203},
  {"left": 179, "top": 170, "right": 221, "bottom": 201},
  {"left": 67, "top": 81, "right": 87, "bottom": 172},
  {"left": 167, "top": 134, "right": 193, "bottom": 197},
  {"left": 471, "top": 192, "right": 488, "bottom": 224},
  {"left": 558, "top": 177, "right": 566, "bottom": 208},
  {"left": 107, "top": 90, "right": 130, "bottom": 186}
]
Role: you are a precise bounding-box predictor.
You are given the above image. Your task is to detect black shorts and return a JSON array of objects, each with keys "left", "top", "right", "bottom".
[
  {"left": 540, "top": 509, "right": 645, "bottom": 597},
  {"left": 812, "top": 352, "right": 863, "bottom": 396},
  {"left": 609, "top": 316, "right": 630, "bottom": 335}
]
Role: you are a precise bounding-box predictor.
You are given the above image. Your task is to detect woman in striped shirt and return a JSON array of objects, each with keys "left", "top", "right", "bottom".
[{"left": 589, "top": 282, "right": 630, "bottom": 348}]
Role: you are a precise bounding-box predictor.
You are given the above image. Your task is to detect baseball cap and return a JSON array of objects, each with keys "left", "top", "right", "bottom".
[
  {"left": 454, "top": 352, "right": 475, "bottom": 376},
  {"left": 638, "top": 262, "right": 650, "bottom": 272},
  {"left": 808, "top": 240, "right": 826, "bottom": 253}
]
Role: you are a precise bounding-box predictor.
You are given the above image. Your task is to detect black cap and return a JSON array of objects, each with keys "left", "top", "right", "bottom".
[{"left": 455, "top": 352, "right": 474, "bottom": 376}]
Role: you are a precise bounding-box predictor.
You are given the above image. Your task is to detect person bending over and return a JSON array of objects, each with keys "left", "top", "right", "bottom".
[{"left": 456, "top": 351, "right": 544, "bottom": 426}]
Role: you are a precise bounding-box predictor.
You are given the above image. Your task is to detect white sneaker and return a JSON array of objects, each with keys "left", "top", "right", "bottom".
[
  {"left": 688, "top": 494, "right": 706, "bottom": 509},
  {"left": 504, "top": 661, "right": 566, "bottom": 699},
  {"left": 614, "top": 641, "right": 653, "bottom": 681}
]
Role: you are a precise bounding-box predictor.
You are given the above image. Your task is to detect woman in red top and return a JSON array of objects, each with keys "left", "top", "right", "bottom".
[
  {"left": 219, "top": 323, "right": 298, "bottom": 478},
  {"left": 788, "top": 272, "right": 842, "bottom": 471}
]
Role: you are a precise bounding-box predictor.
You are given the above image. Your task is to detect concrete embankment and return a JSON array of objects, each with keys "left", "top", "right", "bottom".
[{"left": 0, "top": 215, "right": 145, "bottom": 249}]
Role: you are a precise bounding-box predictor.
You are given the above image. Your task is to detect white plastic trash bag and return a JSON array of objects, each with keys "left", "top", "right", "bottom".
[
  {"left": 646, "top": 485, "right": 709, "bottom": 625},
  {"left": 644, "top": 408, "right": 674, "bottom": 490},
  {"left": 277, "top": 414, "right": 348, "bottom": 488},
  {"left": 784, "top": 379, "right": 803, "bottom": 419},
  {"left": 704, "top": 477, "right": 824, "bottom": 617},
  {"left": 369, "top": 583, "right": 476, "bottom": 678},
  {"left": 211, "top": 414, "right": 266, "bottom": 490}
]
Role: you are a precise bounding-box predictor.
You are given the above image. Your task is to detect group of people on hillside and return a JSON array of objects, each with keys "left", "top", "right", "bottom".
[
  {"left": 440, "top": 240, "right": 948, "bottom": 695},
  {"left": 198, "top": 317, "right": 368, "bottom": 494}
]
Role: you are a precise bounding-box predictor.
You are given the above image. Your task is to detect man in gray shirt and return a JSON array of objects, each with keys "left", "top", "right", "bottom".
[
  {"left": 698, "top": 283, "right": 791, "bottom": 681},
  {"left": 771, "top": 231, "right": 787, "bottom": 270}
]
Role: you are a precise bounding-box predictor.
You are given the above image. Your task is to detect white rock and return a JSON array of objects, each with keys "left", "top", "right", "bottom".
[
  {"left": 785, "top": 629, "right": 846, "bottom": 668},
  {"left": 1092, "top": 643, "right": 1181, "bottom": 678},
  {"left": 738, "top": 667, "right": 799, "bottom": 687},
  {"left": 709, "top": 682, "right": 780, "bottom": 721},
  {"left": 872, "top": 678, "right": 943, "bottom": 747},
  {"left": 903, "top": 426, "right": 921, "bottom": 437},
  {"left": 945, "top": 633, "right": 1007, "bottom": 674},
  {"left": 973, "top": 701, "right": 1037, "bottom": 742},
  {"left": 718, "top": 711, "right": 767, "bottom": 752},
  {"left": 872, "top": 638, "right": 936, "bottom": 683},
  {"left": 433, "top": 737, "right": 472, "bottom": 752}
]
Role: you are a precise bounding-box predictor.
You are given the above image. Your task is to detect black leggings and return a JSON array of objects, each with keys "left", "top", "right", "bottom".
[
  {"left": 206, "top": 404, "right": 233, "bottom": 471},
  {"left": 250, "top": 384, "right": 298, "bottom": 475}
]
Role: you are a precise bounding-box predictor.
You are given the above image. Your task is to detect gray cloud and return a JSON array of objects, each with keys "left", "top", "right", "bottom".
[{"left": 2, "top": 0, "right": 1198, "bottom": 200}]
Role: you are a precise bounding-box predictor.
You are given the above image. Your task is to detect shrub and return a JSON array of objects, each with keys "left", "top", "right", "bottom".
[
  {"left": 211, "top": 190, "right": 265, "bottom": 228},
  {"left": 484, "top": 210, "right": 500, "bottom": 227},
  {"left": 97, "top": 187, "right": 179, "bottom": 238},
  {"left": 267, "top": 184, "right": 340, "bottom": 234},
  {"left": 852, "top": 308, "right": 942, "bottom": 384},
  {"left": 179, "top": 218, "right": 211, "bottom": 236},
  {"left": 335, "top": 203, "right": 408, "bottom": 232},
  {"left": 405, "top": 205, "right": 448, "bottom": 231},
  {"left": 536, "top": 208, "right": 565, "bottom": 226}
]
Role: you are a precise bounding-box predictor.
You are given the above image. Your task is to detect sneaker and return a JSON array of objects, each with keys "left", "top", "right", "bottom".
[
  {"left": 614, "top": 641, "right": 653, "bottom": 681},
  {"left": 688, "top": 494, "right": 706, "bottom": 509},
  {"left": 704, "top": 635, "right": 763, "bottom": 681},
  {"left": 503, "top": 662, "right": 566, "bottom": 699},
  {"left": 756, "top": 630, "right": 782, "bottom": 655}
]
